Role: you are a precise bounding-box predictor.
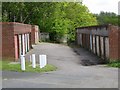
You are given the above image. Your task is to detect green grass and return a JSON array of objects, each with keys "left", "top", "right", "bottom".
[
  {"left": 0, "top": 60, "right": 2, "bottom": 70},
  {"left": 1, "top": 60, "right": 57, "bottom": 73},
  {"left": 107, "top": 61, "right": 120, "bottom": 68}
]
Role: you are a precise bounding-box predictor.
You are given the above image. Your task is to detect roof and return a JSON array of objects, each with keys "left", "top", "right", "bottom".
[{"left": 75, "top": 24, "right": 109, "bottom": 29}]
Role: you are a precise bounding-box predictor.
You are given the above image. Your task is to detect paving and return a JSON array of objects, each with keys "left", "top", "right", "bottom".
[{"left": 2, "top": 43, "right": 118, "bottom": 88}]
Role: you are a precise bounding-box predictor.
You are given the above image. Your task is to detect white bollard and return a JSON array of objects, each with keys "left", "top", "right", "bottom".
[
  {"left": 43, "top": 55, "right": 47, "bottom": 66},
  {"left": 39, "top": 55, "right": 47, "bottom": 68},
  {"left": 32, "top": 54, "right": 36, "bottom": 68},
  {"left": 20, "top": 55, "right": 25, "bottom": 71},
  {"left": 39, "top": 55, "right": 43, "bottom": 68}
]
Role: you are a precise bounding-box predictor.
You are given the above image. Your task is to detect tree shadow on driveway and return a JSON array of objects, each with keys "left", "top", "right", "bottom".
[{"left": 71, "top": 46, "right": 106, "bottom": 66}]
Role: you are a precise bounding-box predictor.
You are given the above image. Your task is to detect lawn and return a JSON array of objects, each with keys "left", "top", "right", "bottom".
[
  {"left": 0, "top": 60, "right": 2, "bottom": 70},
  {"left": 0, "top": 60, "right": 57, "bottom": 72}
]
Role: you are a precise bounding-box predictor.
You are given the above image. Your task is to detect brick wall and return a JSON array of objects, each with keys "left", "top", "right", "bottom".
[
  {"left": 2, "top": 23, "right": 15, "bottom": 60},
  {"left": 31, "top": 25, "right": 39, "bottom": 44},
  {"left": 31, "top": 26, "right": 35, "bottom": 45},
  {"left": 119, "top": 30, "right": 120, "bottom": 59},
  {"left": 1, "top": 22, "right": 40, "bottom": 61},
  {"left": 14, "top": 22, "right": 32, "bottom": 34},
  {"left": 109, "top": 25, "right": 120, "bottom": 60}
]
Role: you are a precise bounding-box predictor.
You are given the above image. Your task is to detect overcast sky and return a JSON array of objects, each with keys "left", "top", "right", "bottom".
[{"left": 82, "top": 0, "right": 119, "bottom": 14}]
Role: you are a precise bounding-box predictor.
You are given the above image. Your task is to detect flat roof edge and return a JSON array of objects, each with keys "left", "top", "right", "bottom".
[
  {"left": 75, "top": 24, "right": 109, "bottom": 29},
  {"left": 0, "top": 22, "right": 32, "bottom": 26}
]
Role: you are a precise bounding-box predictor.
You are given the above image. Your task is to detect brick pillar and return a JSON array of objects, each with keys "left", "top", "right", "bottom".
[
  {"left": 31, "top": 25, "right": 39, "bottom": 45},
  {"left": 31, "top": 26, "right": 35, "bottom": 45},
  {"left": 109, "top": 25, "right": 120, "bottom": 60}
]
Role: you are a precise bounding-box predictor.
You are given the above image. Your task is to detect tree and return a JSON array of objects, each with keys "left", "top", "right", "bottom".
[
  {"left": 95, "top": 11, "right": 118, "bottom": 26},
  {"left": 2, "top": 2, "right": 98, "bottom": 42}
]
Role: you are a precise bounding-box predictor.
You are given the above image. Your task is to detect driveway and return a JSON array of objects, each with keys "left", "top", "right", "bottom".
[{"left": 2, "top": 43, "right": 118, "bottom": 88}]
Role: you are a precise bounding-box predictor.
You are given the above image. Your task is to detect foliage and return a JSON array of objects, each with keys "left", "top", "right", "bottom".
[
  {"left": 1, "top": 60, "right": 57, "bottom": 72},
  {"left": 2, "top": 2, "right": 98, "bottom": 42},
  {"left": 107, "top": 61, "right": 120, "bottom": 68},
  {"left": 95, "top": 11, "right": 118, "bottom": 26}
]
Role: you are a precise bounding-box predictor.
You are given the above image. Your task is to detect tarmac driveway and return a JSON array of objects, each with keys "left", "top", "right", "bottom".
[{"left": 2, "top": 43, "right": 118, "bottom": 88}]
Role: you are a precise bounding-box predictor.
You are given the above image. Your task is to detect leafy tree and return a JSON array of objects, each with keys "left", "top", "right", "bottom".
[
  {"left": 95, "top": 11, "right": 118, "bottom": 26},
  {"left": 2, "top": 2, "right": 97, "bottom": 42},
  {"left": 62, "top": 3, "right": 97, "bottom": 42}
]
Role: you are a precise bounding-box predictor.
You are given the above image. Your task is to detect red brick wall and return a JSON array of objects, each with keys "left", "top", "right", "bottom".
[
  {"left": 2, "top": 23, "right": 15, "bottom": 60},
  {"left": 109, "top": 25, "right": 120, "bottom": 60},
  {"left": 119, "top": 30, "right": 120, "bottom": 59},
  {"left": 1, "top": 22, "right": 39, "bottom": 61},
  {"left": 14, "top": 22, "right": 32, "bottom": 34},
  {"left": 31, "top": 25, "right": 39, "bottom": 44},
  {"left": 31, "top": 26, "right": 35, "bottom": 45},
  {"left": 1, "top": 22, "right": 34, "bottom": 61}
]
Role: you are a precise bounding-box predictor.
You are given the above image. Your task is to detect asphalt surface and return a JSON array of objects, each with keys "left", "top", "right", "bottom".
[{"left": 2, "top": 43, "right": 118, "bottom": 88}]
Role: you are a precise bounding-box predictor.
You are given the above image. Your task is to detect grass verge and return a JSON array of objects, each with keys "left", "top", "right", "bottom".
[
  {"left": 0, "top": 60, "right": 57, "bottom": 73},
  {"left": 107, "top": 61, "right": 120, "bottom": 68},
  {"left": 0, "top": 60, "right": 1, "bottom": 70}
]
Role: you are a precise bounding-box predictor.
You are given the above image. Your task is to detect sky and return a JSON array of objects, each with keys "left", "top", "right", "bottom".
[{"left": 82, "top": 0, "right": 120, "bottom": 14}]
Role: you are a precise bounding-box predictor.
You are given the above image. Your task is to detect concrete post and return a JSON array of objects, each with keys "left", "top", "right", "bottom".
[
  {"left": 39, "top": 55, "right": 47, "bottom": 68},
  {"left": 20, "top": 55, "right": 25, "bottom": 71},
  {"left": 32, "top": 54, "right": 36, "bottom": 68}
]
